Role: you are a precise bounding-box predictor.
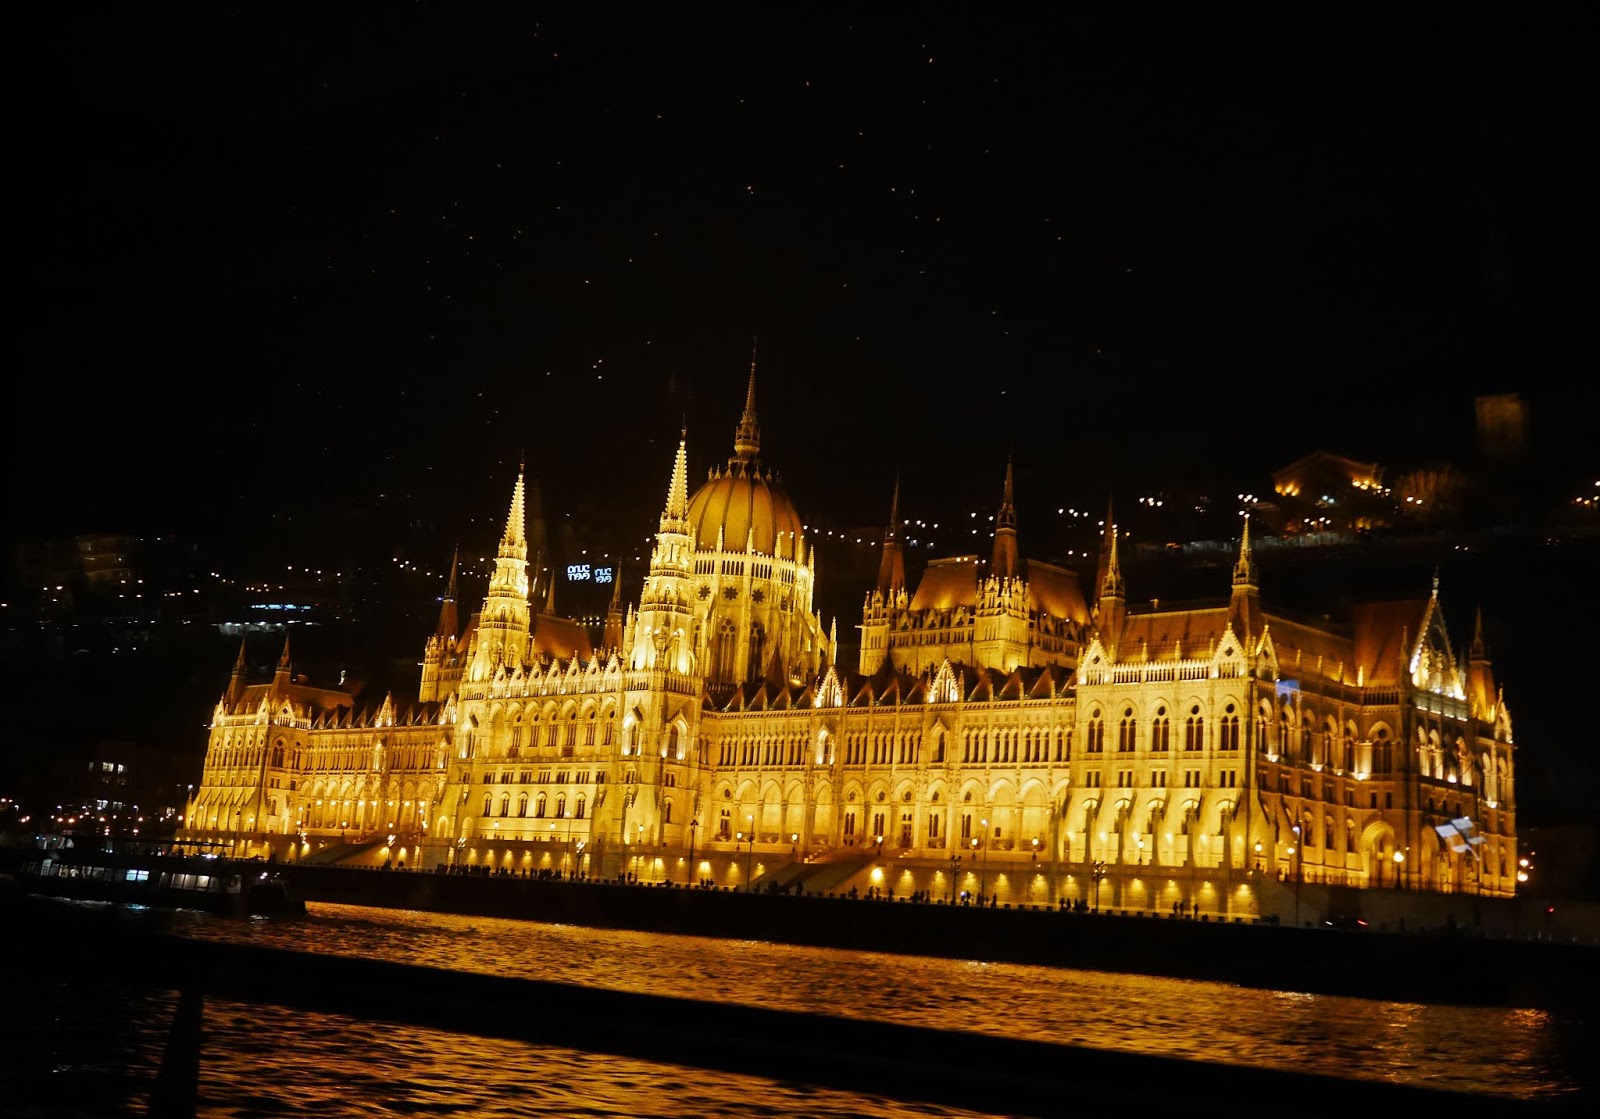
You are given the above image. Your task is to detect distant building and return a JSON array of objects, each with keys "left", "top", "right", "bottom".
[{"left": 179, "top": 368, "right": 1518, "bottom": 908}]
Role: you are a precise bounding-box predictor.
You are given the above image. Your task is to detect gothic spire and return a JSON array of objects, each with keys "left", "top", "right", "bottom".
[
  {"left": 660, "top": 427, "right": 691, "bottom": 532},
  {"left": 501, "top": 468, "right": 527, "bottom": 554},
  {"left": 1100, "top": 519, "right": 1124, "bottom": 600},
  {"left": 732, "top": 341, "right": 761, "bottom": 462},
  {"left": 1232, "top": 513, "right": 1257, "bottom": 588},
  {"left": 991, "top": 455, "right": 1019, "bottom": 580},
  {"left": 876, "top": 474, "right": 906, "bottom": 594},
  {"left": 435, "top": 546, "right": 460, "bottom": 639},
  {"left": 488, "top": 467, "right": 530, "bottom": 602},
  {"left": 1094, "top": 497, "right": 1117, "bottom": 606}
]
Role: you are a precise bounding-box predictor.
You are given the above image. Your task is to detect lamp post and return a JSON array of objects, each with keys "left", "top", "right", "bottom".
[
  {"left": 1091, "top": 859, "right": 1107, "bottom": 912},
  {"left": 948, "top": 853, "right": 961, "bottom": 904},
  {"left": 791, "top": 832, "right": 800, "bottom": 861},
  {"left": 1393, "top": 849, "right": 1406, "bottom": 890},
  {"left": 978, "top": 818, "right": 989, "bottom": 904},
  {"left": 737, "top": 824, "right": 755, "bottom": 891},
  {"left": 1290, "top": 825, "right": 1302, "bottom": 927},
  {"left": 687, "top": 818, "right": 699, "bottom": 885}
]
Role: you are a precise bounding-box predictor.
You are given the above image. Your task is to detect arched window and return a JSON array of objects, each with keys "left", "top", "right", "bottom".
[
  {"left": 1184, "top": 706, "right": 1204, "bottom": 752},
  {"left": 481, "top": 794, "right": 492, "bottom": 817},
  {"left": 1324, "top": 816, "right": 1335, "bottom": 850},
  {"left": 747, "top": 622, "right": 766, "bottom": 682},
  {"left": 663, "top": 798, "right": 673, "bottom": 824},
  {"left": 1118, "top": 708, "right": 1137, "bottom": 752},
  {"left": 535, "top": 793, "right": 547, "bottom": 818},
  {"left": 1220, "top": 704, "right": 1240, "bottom": 751},
  {"left": 511, "top": 716, "right": 523, "bottom": 752},
  {"left": 1088, "top": 713, "right": 1105, "bottom": 754},
  {"left": 585, "top": 711, "right": 597, "bottom": 746},
  {"left": 516, "top": 794, "right": 528, "bottom": 817},
  {"left": 498, "top": 794, "right": 510, "bottom": 817},
  {"left": 555, "top": 794, "right": 567, "bottom": 819},
  {"left": 574, "top": 794, "right": 586, "bottom": 819},
  {"left": 1373, "top": 728, "right": 1392, "bottom": 773},
  {"left": 1152, "top": 708, "right": 1171, "bottom": 753}
]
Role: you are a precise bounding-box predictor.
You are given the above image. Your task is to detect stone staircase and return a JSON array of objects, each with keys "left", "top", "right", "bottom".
[{"left": 295, "top": 836, "right": 387, "bottom": 867}]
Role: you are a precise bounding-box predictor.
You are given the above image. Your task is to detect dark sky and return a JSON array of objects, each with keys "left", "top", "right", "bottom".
[{"left": 10, "top": 4, "right": 1598, "bottom": 550}]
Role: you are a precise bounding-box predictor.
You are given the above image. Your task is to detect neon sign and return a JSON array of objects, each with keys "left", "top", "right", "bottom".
[{"left": 567, "top": 565, "right": 613, "bottom": 584}]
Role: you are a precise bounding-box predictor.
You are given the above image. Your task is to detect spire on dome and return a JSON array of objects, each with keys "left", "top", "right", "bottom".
[
  {"left": 233, "top": 638, "right": 248, "bottom": 675},
  {"left": 732, "top": 339, "right": 762, "bottom": 462},
  {"left": 1471, "top": 604, "right": 1488, "bottom": 658},
  {"left": 1232, "top": 513, "right": 1257, "bottom": 588}
]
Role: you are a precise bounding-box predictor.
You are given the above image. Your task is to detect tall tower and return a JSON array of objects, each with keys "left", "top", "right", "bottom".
[
  {"left": 629, "top": 430, "right": 697, "bottom": 676},
  {"left": 1228, "top": 514, "right": 1261, "bottom": 647},
  {"left": 991, "top": 456, "right": 1019, "bottom": 581},
  {"left": 859, "top": 477, "right": 906, "bottom": 676},
  {"left": 419, "top": 548, "right": 462, "bottom": 702},
  {"left": 974, "top": 458, "right": 1029, "bottom": 671},
  {"left": 1094, "top": 517, "right": 1126, "bottom": 660},
  {"left": 469, "top": 468, "right": 532, "bottom": 681}
]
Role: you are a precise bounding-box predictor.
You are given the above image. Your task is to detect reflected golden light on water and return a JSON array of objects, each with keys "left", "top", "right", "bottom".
[{"left": 150, "top": 902, "right": 1588, "bottom": 1103}]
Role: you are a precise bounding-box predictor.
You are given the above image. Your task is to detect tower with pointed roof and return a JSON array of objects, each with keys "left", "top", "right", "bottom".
[
  {"left": 859, "top": 478, "right": 907, "bottom": 676},
  {"left": 973, "top": 458, "right": 1032, "bottom": 671},
  {"left": 628, "top": 429, "right": 697, "bottom": 677},
  {"left": 468, "top": 467, "right": 533, "bottom": 683},
  {"left": 420, "top": 548, "right": 463, "bottom": 703}
]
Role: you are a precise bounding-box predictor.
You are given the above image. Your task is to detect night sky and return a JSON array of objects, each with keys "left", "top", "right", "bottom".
[{"left": 13, "top": 5, "right": 1597, "bottom": 551}]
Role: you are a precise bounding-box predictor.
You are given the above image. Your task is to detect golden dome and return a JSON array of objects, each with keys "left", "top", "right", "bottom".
[
  {"left": 682, "top": 361, "right": 806, "bottom": 559},
  {"left": 687, "top": 461, "right": 805, "bottom": 559}
]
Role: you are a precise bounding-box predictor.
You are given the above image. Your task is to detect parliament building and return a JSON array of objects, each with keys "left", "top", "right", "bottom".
[{"left": 180, "top": 372, "right": 1519, "bottom": 912}]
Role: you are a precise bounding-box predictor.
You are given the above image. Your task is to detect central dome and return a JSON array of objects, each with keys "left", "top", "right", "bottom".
[
  {"left": 684, "top": 361, "right": 806, "bottom": 560},
  {"left": 687, "top": 461, "right": 804, "bottom": 559}
]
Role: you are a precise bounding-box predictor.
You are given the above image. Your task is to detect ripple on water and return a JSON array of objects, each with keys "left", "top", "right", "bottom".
[{"left": 32, "top": 897, "right": 1590, "bottom": 1108}]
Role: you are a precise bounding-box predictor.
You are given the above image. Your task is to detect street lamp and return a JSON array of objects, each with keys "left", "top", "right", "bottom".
[
  {"left": 978, "top": 819, "right": 989, "bottom": 903},
  {"left": 737, "top": 823, "right": 755, "bottom": 891},
  {"left": 1393, "top": 849, "right": 1406, "bottom": 890},
  {"left": 687, "top": 818, "right": 699, "bottom": 885},
  {"left": 791, "top": 832, "right": 800, "bottom": 861},
  {"left": 948, "top": 853, "right": 961, "bottom": 904},
  {"left": 1290, "top": 824, "right": 1302, "bottom": 927}
]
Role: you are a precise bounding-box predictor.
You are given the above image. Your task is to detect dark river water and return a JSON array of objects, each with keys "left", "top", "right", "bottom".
[{"left": 4, "top": 899, "right": 1592, "bottom": 1116}]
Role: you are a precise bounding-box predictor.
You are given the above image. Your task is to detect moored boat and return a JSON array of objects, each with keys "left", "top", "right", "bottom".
[{"left": 9, "top": 849, "right": 305, "bottom": 918}]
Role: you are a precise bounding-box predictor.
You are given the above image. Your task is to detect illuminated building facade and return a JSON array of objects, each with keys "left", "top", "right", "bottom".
[{"left": 181, "top": 372, "right": 1517, "bottom": 903}]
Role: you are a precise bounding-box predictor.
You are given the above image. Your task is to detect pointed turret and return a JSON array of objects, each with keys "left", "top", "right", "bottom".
[
  {"left": 225, "top": 639, "right": 249, "bottom": 707},
  {"left": 660, "top": 427, "right": 691, "bottom": 534},
  {"left": 991, "top": 456, "right": 1019, "bottom": 580},
  {"left": 543, "top": 569, "right": 558, "bottom": 615},
  {"left": 273, "top": 634, "right": 293, "bottom": 690},
  {"left": 488, "top": 467, "right": 531, "bottom": 601},
  {"left": 1467, "top": 605, "right": 1498, "bottom": 723},
  {"left": 1095, "top": 519, "right": 1126, "bottom": 657},
  {"left": 602, "top": 568, "right": 625, "bottom": 652},
  {"left": 1228, "top": 513, "right": 1262, "bottom": 643},
  {"left": 1094, "top": 498, "right": 1116, "bottom": 608},
  {"left": 733, "top": 339, "right": 761, "bottom": 462},
  {"left": 435, "top": 547, "right": 460, "bottom": 640},
  {"left": 875, "top": 476, "right": 907, "bottom": 594}
]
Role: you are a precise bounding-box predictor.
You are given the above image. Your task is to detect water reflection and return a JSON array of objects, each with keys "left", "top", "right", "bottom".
[{"left": 148, "top": 901, "right": 1586, "bottom": 1101}]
